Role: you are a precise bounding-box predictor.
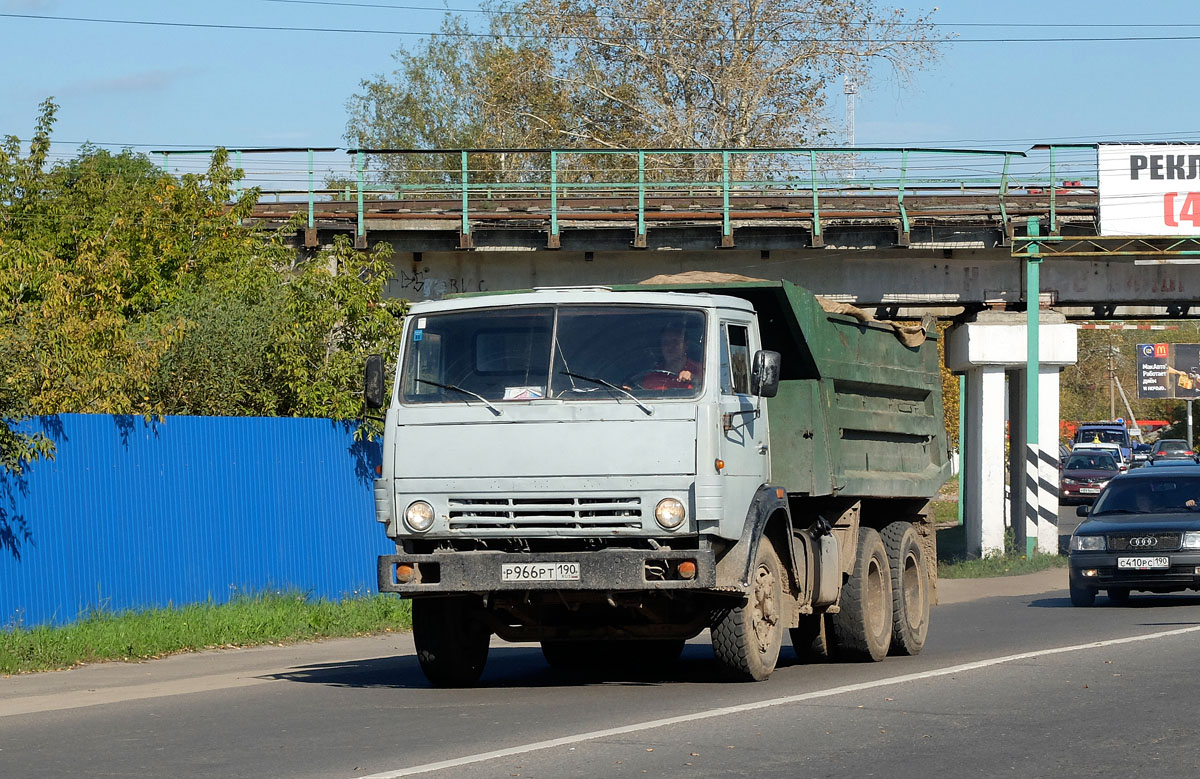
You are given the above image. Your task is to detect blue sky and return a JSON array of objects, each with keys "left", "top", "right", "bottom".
[{"left": 3, "top": 0, "right": 1198, "bottom": 179}]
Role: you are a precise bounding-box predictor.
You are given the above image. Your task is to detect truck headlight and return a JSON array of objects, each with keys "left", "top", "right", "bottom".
[
  {"left": 1183, "top": 531, "right": 1200, "bottom": 550},
  {"left": 404, "top": 500, "right": 435, "bottom": 533},
  {"left": 654, "top": 498, "right": 686, "bottom": 530},
  {"left": 1070, "top": 535, "right": 1105, "bottom": 552}
]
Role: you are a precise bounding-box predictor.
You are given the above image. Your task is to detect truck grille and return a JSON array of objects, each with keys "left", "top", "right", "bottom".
[
  {"left": 1107, "top": 532, "right": 1182, "bottom": 552},
  {"left": 447, "top": 496, "right": 644, "bottom": 532}
]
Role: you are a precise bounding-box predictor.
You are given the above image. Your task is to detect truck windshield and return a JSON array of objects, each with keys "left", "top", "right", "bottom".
[{"left": 400, "top": 305, "right": 706, "bottom": 404}]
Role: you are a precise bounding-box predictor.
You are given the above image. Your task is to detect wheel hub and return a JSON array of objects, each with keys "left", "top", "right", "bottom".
[{"left": 752, "top": 563, "right": 779, "bottom": 652}]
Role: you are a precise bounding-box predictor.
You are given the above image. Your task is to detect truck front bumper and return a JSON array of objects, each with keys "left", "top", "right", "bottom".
[{"left": 378, "top": 548, "right": 717, "bottom": 594}]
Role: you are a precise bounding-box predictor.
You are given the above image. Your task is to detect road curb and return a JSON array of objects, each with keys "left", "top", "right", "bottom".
[{"left": 937, "top": 567, "right": 1068, "bottom": 605}]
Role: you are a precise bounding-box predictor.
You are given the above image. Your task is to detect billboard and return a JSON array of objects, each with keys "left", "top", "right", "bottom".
[
  {"left": 1138, "top": 343, "right": 1200, "bottom": 398},
  {"left": 1099, "top": 144, "right": 1200, "bottom": 236}
]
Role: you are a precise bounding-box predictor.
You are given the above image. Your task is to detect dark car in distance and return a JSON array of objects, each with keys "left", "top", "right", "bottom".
[
  {"left": 1060, "top": 450, "right": 1120, "bottom": 504},
  {"left": 1149, "top": 439, "right": 1199, "bottom": 464},
  {"left": 1068, "top": 464, "right": 1200, "bottom": 606}
]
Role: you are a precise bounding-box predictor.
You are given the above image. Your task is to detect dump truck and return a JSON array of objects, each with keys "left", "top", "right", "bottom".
[{"left": 365, "top": 279, "right": 950, "bottom": 686}]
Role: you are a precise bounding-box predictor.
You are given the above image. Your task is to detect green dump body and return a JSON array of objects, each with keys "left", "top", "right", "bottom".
[{"left": 632, "top": 280, "right": 951, "bottom": 500}]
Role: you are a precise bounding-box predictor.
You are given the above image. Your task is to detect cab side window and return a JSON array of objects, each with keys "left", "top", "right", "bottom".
[{"left": 722, "top": 323, "right": 751, "bottom": 395}]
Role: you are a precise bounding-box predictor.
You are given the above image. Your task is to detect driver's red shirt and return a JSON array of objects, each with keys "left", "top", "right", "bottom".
[{"left": 642, "top": 359, "right": 702, "bottom": 390}]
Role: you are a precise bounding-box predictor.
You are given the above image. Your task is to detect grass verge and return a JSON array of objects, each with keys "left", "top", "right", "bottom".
[
  {"left": 935, "top": 517, "right": 1068, "bottom": 579},
  {"left": 1, "top": 592, "right": 412, "bottom": 675}
]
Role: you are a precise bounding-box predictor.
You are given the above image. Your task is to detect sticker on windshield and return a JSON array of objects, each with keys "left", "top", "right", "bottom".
[
  {"left": 413, "top": 329, "right": 423, "bottom": 342},
  {"left": 503, "top": 386, "right": 545, "bottom": 400},
  {"left": 416, "top": 317, "right": 427, "bottom": 329}
]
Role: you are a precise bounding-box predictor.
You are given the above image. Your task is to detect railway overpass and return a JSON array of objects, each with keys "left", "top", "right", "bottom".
[
  {"left": 164, "top": 143, "right": 1200, "bottom": 558},
  {"left": 209, "top": 144, "right": 1200, "bottom": 319}
]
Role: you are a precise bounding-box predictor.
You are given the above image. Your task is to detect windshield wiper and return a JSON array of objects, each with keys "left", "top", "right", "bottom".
[
  {"left": 416, "top": 378, "right": 501, "bottom": 416},
  {"left": 559, "top": 371, "right": 652, "bottom": 415}
]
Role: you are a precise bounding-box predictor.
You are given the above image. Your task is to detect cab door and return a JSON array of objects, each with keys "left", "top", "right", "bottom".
[{"left": 717, "top": 319, "right": 770, "bottom": 515}]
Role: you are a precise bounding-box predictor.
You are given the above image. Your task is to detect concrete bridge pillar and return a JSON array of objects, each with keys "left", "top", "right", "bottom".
[{"left": 947, "top": 313, "right": 1078, "bottom": 558}]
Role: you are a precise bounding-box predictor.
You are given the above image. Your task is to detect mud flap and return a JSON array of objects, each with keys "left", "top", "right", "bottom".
[{"left": 714, "top": 485, "right": 802, "bottom": 593}]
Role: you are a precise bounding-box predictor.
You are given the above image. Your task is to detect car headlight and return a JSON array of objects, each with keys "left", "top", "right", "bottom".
[
  {"left": 1183, "top": 531, "right": 1200, "bottom": 550},
  {"left": 654, "top": 498, "right": 686, "bottom": 530},
  {"left": 404, "top": 500, "right": 435, "bottom": 533},
  {"left": 1070, "top": 535, "right": 1106, "bottom": 552},
  {"left": 1062, "top": 478, "right": 1079, "bottom": 486}
]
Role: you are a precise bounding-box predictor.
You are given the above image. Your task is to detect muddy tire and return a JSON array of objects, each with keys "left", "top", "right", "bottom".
[
  {"left": 710, "top": 537, "right": 786, "bottom": 681},
  {"left": 830, "top": 527, "right": 893, "bottom": 662},
  {"left": 881, "top": 521, "right": 930, "bottom": 656},
  {"left": 790, "top": 613, "right": 834, "bottom": 663},
  {"left": 412, "top": 597, "right": 491, "bottom": 688}
]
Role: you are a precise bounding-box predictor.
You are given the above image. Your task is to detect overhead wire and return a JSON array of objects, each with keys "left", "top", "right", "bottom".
[
  {"left": 256, "top": 0, "right": 1200, "bottom": 30},
  {"left": 5, "top": 11, "right": 1200, "bottom": 43}
]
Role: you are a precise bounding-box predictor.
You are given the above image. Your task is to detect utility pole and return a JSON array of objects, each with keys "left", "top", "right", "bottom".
[
  {"left": 1109, "top": 343, "right": 1117, "bottom": 420},
  {"left": 843, "top": 69, "right": 858, "bottom": 179}
]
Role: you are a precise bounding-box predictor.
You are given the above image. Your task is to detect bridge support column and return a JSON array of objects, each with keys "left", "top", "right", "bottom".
[
  {"left": 947, "top": 313, "right": 1077, "bottom": 558},
  {"left": 965, "top": 365, "right": 1007, "bottom": 556},
  {"left": 1008, "top": 367, "right": 1066, "bottom": 555},
  {"left": 1036, "top": 367, "right": 1063, "bottom": 553}
]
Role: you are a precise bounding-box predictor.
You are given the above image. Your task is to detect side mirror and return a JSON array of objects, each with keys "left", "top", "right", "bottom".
[
  {"left": 750, "top": 350, "right": 781, "bottom": 398},
  {"left": 364, "top": 354, "right": 386, "bottom": 410},
  {"left": 1076, "top": 505, "right": 1090, "bottom": 517}
]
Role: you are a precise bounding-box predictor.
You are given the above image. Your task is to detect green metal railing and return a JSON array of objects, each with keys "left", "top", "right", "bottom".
[
  {"left": 154, "top": 145, "right": 1130, "bottom": 247},
  {"left": 339, "top": 147, "right": 1031, "bottom": 247}
]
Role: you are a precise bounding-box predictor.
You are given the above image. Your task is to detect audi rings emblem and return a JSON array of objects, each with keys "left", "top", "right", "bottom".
[{"left": 1129, "top": 536, "right": 1160, "bottom": 548}]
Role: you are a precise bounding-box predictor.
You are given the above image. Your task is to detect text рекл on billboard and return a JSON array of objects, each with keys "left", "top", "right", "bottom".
[{"left": 1099, "top": 144, "right": 1200, "bottom": 236}]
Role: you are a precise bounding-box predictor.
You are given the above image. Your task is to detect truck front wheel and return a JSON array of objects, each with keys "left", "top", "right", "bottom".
[
  {"left": 830, "top": 527, "right": 893, "bottom": 661},
  {"left": 881, "top": 521, "right": 930, "bottom": 656},
  {"left": 710, "top": 537, "right": 785, "bottom": 681},
  {"left": 412, "top": 596, "right": 491, "bottom": 688}
]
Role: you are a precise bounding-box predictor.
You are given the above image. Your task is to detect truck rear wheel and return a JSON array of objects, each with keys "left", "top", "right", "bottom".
[
  {"left": 412, "top": 596, "right": 491, "bottom": 688},
  {"left": 881, "top": 521, "right": 930, "bottom": 656},
  {"left": 710, "top": 537, "right": 785, "bottom": 681},
  {"left": 830, "top": 527, "right": 893, "bottom": 662}
]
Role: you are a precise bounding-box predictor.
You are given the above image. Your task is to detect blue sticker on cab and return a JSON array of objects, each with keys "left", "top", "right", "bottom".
[{"left": 413, "top": 330, "right": 423, "bottom": 341}]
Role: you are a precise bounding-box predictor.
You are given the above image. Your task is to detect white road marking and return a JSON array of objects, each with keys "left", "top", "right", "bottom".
[{"left": 359, "top": 624, "right": 1200, "bottom": 778}]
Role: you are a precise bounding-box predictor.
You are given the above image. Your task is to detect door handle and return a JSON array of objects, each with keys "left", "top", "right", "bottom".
[{"left": 757, "top": 444, "right": 768, "bottom": 454}]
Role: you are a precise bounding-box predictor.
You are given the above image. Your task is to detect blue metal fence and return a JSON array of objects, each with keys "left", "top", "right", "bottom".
[{"left": 0, "top": 414, "right": 389, "bottom": 628}]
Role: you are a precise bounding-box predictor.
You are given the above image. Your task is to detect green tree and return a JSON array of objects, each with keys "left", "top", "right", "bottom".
[
  {"left": 346, "top": 1, "right": 945, "bottom": 185},
  {"left": 1059, "top": 325, "right": 1200, "bottom": 443},
  {"left": 1, "top": 99, "right": 406, "bottom": 474}
]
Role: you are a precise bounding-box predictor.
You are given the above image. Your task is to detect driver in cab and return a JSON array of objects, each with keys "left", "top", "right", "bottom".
[{"left": 640, "top": 325, "right": 701, "bottom": 391}]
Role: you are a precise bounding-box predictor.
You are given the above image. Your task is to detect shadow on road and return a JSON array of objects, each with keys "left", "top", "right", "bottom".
[
  {"left": 1031, "top": 592, "right": 1200, "bottom": 611},
  {"left": 262, "top": 642, "right": 828, "bottom": 690},
  {"left": 1029, "top": 596, "right": 1076, "bottom": 608}
]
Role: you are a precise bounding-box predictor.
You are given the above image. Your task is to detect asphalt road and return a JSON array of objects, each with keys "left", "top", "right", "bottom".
[{"left": 4, "top": 574, "right": 1200, "bottom": 779}]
